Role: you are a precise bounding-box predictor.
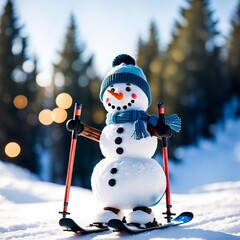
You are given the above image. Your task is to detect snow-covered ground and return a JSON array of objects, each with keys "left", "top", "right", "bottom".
[{"left": 0, "top": 118, "right": 240, "bottom": 240}]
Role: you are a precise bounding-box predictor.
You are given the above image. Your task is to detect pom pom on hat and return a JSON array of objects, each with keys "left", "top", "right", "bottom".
[
  {"left": 99, "top": 54, "right": 152, "bottom": 106},
  {"left": 112, "top": 54, "right": 135, "bottom": 67}
]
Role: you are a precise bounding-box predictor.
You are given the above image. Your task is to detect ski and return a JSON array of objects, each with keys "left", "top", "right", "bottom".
[
  {"left": 59, "top": 218, "right": 109, "bottom": 234},
  {"left": 108, "top": 211, "right": 193, "bottom": 233}
]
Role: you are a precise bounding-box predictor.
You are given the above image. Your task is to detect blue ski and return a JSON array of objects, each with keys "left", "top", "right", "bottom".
[{"left": 108, "top": 212, "right": 193, "bottom": 233}]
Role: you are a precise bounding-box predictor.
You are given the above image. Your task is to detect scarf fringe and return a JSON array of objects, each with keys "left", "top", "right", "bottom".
[
  {"left": 132, "top": 119, "right": 149, "bottom": 140},
  {"left": 165, "top": 114, "right": 181, "bottom": 133}
]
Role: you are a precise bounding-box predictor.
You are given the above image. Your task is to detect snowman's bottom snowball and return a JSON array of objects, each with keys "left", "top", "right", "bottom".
[
  {"left": 93, "top": 210, "right": 123, "bottom": 223},
  {"left": 126, "top": 210, "right": 155, "bottom": 224},
  {"left": 91, "top": 157, "right": 166, "bottom": 209}
]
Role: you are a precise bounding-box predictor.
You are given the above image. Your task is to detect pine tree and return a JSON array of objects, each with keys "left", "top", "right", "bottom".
[
  {"left": 227, "top": 0, "right": 240, "bottom": 116},
  {"left": 162, "top": 0, "right": 225, "bottom": 150},
  {"left": 0, "top": 0, "right": 42, "bottom": 172},
  {"left": 51, "top": 15, "right": 100, "bottom": 188},
  {"left": 136, "top": 21, "right": 162, "bottom": 113}
]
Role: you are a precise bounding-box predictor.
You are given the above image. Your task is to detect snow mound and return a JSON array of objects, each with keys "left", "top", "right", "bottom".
[
  {"left": 0, "top": 160, "right": 91, "bottom": 205},
  {"left": 171, "top": 118, "right": 240, "bottom": 193},
  {"left": 0, "top": 160, "right": 38, "bottom": 181},
  {"left": 193, "top": 181, "right": 240, "bottom": 193}
]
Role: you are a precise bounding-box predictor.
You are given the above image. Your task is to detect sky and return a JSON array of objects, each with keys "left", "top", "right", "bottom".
[{"left": 0, "top": 0, "right": 239, "bottom": 82}]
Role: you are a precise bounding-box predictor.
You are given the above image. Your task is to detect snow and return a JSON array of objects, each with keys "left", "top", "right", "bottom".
[
  {"left": 170, "top": 118, "right": 240, "bottom": 193},
  {"left": 1, "top": 118, "right": 240, "bottom": 239}
]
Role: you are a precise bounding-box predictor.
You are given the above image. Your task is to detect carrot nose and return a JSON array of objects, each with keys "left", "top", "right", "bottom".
[{"left": 107, "top": 90, "right": 124, "bottom": 100}]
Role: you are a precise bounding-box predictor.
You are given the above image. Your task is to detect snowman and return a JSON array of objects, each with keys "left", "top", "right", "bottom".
[{"left": 69, "top": 54, "right": 173, "bottom": 227}]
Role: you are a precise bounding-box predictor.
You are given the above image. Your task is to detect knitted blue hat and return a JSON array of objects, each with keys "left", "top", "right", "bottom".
[{"left": 99, "top": 54, "right": 151, "bottom": 106}]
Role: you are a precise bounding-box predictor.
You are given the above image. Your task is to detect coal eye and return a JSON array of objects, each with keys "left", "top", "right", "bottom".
[
  {"left": 125, "top": 86, "right": 131, "bottom": 92},
  {"left": 110, "top": 88, "right": 115, "bottom": 92}
]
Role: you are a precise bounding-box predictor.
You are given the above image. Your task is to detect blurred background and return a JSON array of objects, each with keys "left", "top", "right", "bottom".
[{"left": 0, "top": 0, "right": 239, "bottom": 189}]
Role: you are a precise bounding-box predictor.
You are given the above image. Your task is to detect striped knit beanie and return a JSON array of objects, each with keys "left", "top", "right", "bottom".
[{"left": 99, "top": 54, "right": 151, "bottom": 106}]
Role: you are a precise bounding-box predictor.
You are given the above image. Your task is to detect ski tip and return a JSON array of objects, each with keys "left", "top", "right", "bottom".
[
  {"left": 181, "top": 211, "right": 194, "bottom": 218},
  {"left": 59, "top": 217, "right": 71, "bottom": 227},
  {"left": 176, "top": 212, "right": 194, "bottom": 223},
  {"left": 59, "top": 217, "right": 64, "bottom": 226},
  {"left": 108, "top": 219, "right": 121, "bottom": 227},
  {"left": 108, "top": 219, "right": 127, "bottom": 232}
]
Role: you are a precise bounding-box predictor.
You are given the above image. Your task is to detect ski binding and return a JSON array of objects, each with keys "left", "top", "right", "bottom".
[
  {"left": 108, "top": 211, "right": 193, "bottom": 233},
  {"left": 59, "top": 217, "right": 109, "bottom": 234}
]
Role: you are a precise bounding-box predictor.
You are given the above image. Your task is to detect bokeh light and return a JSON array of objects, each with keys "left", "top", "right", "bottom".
[
  {"left": 13, "top": 95, "right": 28, "bottom": 109},
  {"left": 54, "top": 72, "right": 65, "bottom": 88},
  {"left": 22, "top": 60, "right": 35, "bottom": 73},
  {"left": 55, "top": 93, "right": 72, "bottom": 109},
  {"left": 93, "top": 111, "right": 105, "bottom": 124},
  {"left": 51, "top": 107, "right": 67, "bottom": 123},
  {"left": 36, "top": 72, "right": 52, "bottom": 87},
  {"left": 5, "top": 142, "right": 21, "bottom": 158},
  {"left": 38, "top": 109, "right": 53, "bottom": 125}
]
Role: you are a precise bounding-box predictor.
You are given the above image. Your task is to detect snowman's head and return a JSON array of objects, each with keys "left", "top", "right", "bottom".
[
  {"left": 100, "top": 54, "right": 151, "bottom": 113},
  {"left": 102, "top": 82, "right": 149, "bottom": 113}
]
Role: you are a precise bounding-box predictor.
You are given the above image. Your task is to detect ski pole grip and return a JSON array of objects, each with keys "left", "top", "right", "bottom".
[
  {"left": 73, "top": 103, "right": 81, "bottom": 121},
  {"left": 72, "top": 103, "right": 82, "bottom": 139},
  {"left": 158, "top": 102, "right": 165, "bottom": 124},
  {"left": 158, "top": 102, "right": 167, "bottom": 146}
]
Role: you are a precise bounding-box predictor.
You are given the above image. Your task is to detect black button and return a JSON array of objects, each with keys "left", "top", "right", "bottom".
[
  {"left": 110, "top": 168, "right": 118, "bottom": 174},
  {"left": 116, "top": 127, "right": 124, "bottom": 134},
  {"left": 108, "top": 179, "right": 116, "bottom": 187},
  {"left": 115, "top": 137, "right": 122, "bottom": 144},
  {"left": 116, "top": 147, "right": 124, "bottom": 155}
]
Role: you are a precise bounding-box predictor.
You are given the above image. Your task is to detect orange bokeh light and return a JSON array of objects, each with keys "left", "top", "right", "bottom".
[
  {"left": 38, "top": 109, "right": 53, "bottom": 125},
  {"left": 5, "top": 142, "right": 21, "bottom": 158},
  {"left": 13, "top": 95, "right": 28, "bottom": 109},
  {"left": 51, "top": 108, "right": 67, "bottom": 123},
  {"left": 55, "top": 93, "right": 72, "bottom": 109}
]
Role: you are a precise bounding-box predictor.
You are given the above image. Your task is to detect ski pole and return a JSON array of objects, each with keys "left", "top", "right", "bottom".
[
  {"left": 59, "top": 103, "right": 82, "bottom": 218},
  {"left": 158, "top": 102, "right": 175, "bottom": 223}
]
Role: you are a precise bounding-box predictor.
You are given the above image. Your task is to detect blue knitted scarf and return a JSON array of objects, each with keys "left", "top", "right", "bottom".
[{"left": 106, "top": 110, "right": 181, "bottom": 140}]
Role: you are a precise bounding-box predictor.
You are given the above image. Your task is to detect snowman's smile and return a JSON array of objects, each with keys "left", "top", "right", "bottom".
[
  {"left": 105, "top": 83, "right": 138, "bottom": 111},
  {"left": 107, "top": 98, "right": 135, "bottom": 111}
]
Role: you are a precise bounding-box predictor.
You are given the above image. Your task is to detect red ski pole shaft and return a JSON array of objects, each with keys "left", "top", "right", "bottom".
[
  {"left": 60, "top": 103, "right": 82, "bottom": 218},
  {"left": 158, "top": 103, "right": 174, "bottom": 222}
]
